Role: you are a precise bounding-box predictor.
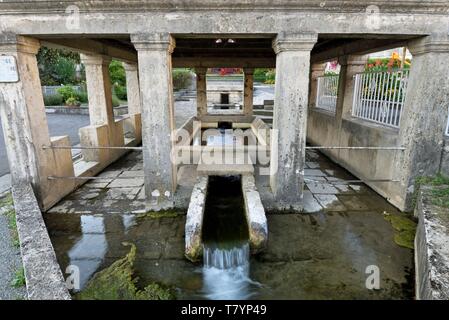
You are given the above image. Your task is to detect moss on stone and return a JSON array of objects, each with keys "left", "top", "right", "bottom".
[
  {"left": 76, "top": 243, "right": 174, "bottom": 300},
  {"left": 383, "top": 213, "right": 417, "bottom": 250},
  {"left": 138, "top": 210, "right": 182, "bottom": 219}
]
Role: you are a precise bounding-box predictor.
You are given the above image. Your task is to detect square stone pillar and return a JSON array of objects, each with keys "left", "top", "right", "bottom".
[
  {"left": 195, "top": 67, "right": 208, "bottom": 117},
  {"left": 243, "top": 68, "right": 254, "bottom": 116},
  {"left": 0, "top": 35, "right": 75, "bottom": 210},
  {"left": 132, "top": 33, "right": 177, "bottom": 210},
  {"left": 270, "top": 32, "right": 317, "bottom": 210},
  {"left": 393, "top": 34, "right": 449, "bottom": 211},
  {"left": 123, "top": 62, "right": 142, "bottom": 142},
  {"left": 308, "top": 63, "right": 326, "bottom": 108},
  {"left": 335, "top": 55, "right": 367, "bottom": 121},
  {"left": 80, "top": 54, "right": 124, "bottom": 162},
  {"left": 80, "top": 54, "right": 114, "bottom": 126}
]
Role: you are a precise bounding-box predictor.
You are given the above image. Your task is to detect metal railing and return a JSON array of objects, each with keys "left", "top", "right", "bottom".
[
  {"left": 42, "top": 85, "right": 81, "bottom": 96},
  {"left": 352, "top": 69, "right": 409, "bottom": 128},
  {"left": 316, "top": 75, "right": 339, "bottom": 113}
]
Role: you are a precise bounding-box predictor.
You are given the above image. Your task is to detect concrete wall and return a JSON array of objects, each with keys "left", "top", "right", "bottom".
[
  {"left": 307, "top": 108, "right": 401, "bottom": 207},
  {"left": 439, "top": 137, "right": 449, "bottom": 176}
]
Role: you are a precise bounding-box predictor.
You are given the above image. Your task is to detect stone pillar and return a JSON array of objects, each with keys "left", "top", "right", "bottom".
[
  {"left": 270, "top": 32, "right": 317, "bottom": 210},
  {"left": 243, "top": 68, "right": 254, "bottom": 115},
  {"left": 123, "top": 62, "right": 141, "bottom": 115},
  {"left": 0, "top": 35, "right": 75, "bottom": 210},
  {"left": 336, "top": 55, "right": 367, "bottom": 121},
  {"left": 393, "top": 34, "right": 449, "bottom": 211},
  {"left": 132, "top": 33, "right": 177, "bottom": 210},
  {"left": 309, "top": 63, "right": 326, "bottom": 108},
  {"left": 195, "top": 67, "right": 207, "bottom": 117},
  {"left": 80, "top": 54, "right": 114, "bottom": 126},
  {"left": 123, "top": 62, "right": 142, "bottom": 142}
]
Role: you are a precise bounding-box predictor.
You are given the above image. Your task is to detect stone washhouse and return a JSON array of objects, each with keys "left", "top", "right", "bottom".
[{"left": 0, "top": 0, "right": 448, "bottom": 300}]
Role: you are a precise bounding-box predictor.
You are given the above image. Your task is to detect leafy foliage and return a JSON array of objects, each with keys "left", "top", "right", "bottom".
[
  {"left": 11, "top": 267, "right": 26, "bottom": 288},
  {"left": 37, "top": 47, "right": 81, "bottom": 86},
  {"left": 173, "top": 69, "right": 193, "bottom": 90},
  {"left": 109, "top": 60, "right": 126, "bottom": 86},
  {"left": 43, "top": 94, "right": 64, "bottom": 106}
]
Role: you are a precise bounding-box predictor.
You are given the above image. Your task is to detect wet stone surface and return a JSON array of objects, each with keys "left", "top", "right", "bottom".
[{"left": 45, "top": 149, "right": 415, "bottom": 299}]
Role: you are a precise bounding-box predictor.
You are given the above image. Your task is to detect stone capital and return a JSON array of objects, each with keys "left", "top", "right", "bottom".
[
  {"left": 408, "top": 34, "right": 449, "bottom": 56},
  {"left": 272, "top": 32, "right": 317, "bottom": 54},
  {"left": 0, "top": 34, "right": 40, "bottom": 55},
  {"left": 195, "top": 67, "right": 207, "bottom": 75},
  {"left": 80, "top": 53, "right": 112, "bottom": 66},
  {"left": 131, "top": 33, "right": 176, "bottom": 53},
  {"left": 243, "top": 68, "right": 254, "bottom": 75},
  {"left": 123, "top": 62, "right": 138, "bottom": 72}
]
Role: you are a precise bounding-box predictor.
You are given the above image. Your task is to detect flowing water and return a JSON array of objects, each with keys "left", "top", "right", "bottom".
[{"left": 201, "top": 175, "right": 261, "bottom": 300}]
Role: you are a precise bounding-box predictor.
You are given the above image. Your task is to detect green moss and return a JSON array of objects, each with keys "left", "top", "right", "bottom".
[
  {"left": 384, "top": 213, "right": 417, "bottom": 249},
  {"left": 0, "top": 193, "right": 20, "bottom": 248},
  {"left": 76, "top": 243, "right": 174, "bottom": 300},
  {"left": 11, "top": 267, "right": 25, "bottom": 288},
  {"left": 414, "top": 174, "right": 449, "bottom": 209},
  {"left": 138, "top": 210, "right": 182, "bottom": 219}
]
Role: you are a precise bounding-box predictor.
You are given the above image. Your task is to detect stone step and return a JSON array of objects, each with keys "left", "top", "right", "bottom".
[
  {"left": 197, "top": 163, "right": 254, "bottom": 175},
  {"left": 254, "top": 109, "right": 273, "bottom": 116},
  {"left": 264, "top": 105, "right": 273, "bottom": 110}
]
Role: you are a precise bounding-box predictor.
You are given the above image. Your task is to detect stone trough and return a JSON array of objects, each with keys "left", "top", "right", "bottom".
[{"left": 184, "top": 173, "right": 268, "bottom": 262}]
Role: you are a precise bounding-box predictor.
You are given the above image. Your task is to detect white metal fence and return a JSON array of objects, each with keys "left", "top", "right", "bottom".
[
  {"left": 316, "top": 75, "right": 339, "bottom": 113},
  {"left": 352, "top": 70, "right": 409, "bottom": 128},
  {"left": 42, "top": 85, "right": 81, "bottom": 96}
]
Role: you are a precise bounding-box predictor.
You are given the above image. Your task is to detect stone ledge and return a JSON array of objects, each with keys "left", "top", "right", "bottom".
[
  {"left": 12, "top": 182, "right": 71, "bottom": 300},
  {"left": 414, "top": 185, "right": 449, "bottom": 300}
]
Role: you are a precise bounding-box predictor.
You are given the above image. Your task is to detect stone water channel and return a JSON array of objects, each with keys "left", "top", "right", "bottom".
[{"left": 44, "top": 146, "right": 415, "bottom": 299}]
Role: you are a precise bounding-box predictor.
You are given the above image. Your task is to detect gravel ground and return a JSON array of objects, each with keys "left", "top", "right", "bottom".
[{"left": 0, "top": 195, "right": 26, "bottom": 300}]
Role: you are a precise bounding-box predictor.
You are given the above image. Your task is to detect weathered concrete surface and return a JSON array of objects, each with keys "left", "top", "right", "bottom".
[
  {"left": 242, "top": 174, "right": 268, "bottom": 253},
  {"left": 440, "top": 137, "right": 449, "bottom": 176},
  {"left": 270, "top": 32, "right": 317, "bottom": 210},
  {"left": 243, "top": 68, "right": 254, "bottom": 116},
  {"left": 393, "top": 35, "right": 449, "bottom": 211},
  {"left": 132, "top": 33, "right": 177, "bottom": 210},
  {"left": 195, "top": 68, "right": 207, "bottom": 116},
  {"left": 414, "top": 186, "right": 449, "bottom": 300},
  {"left": 11, "top": 182, "right": 70, "bottom": 300},
  {"left": 0, "top": 35, "right": 76, "bottom": 211},
  {"left": 184, "top": 175, "right": 208, "bottom": 262}
]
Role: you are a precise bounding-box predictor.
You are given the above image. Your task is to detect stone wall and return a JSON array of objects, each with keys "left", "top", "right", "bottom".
[
  {"left": 414, "top": 186, "right": 449, "bottom": 300},
  {"left": 307, "top": 108, "right": 401, "bottom": 208}
]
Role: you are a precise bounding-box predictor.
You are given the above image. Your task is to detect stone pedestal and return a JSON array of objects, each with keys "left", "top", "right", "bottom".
[
  {"left": 270, "top": 32, "right": 317, "bottom": 210},
  {"left": 132, "top": 33, "right": 177, "bottom": 209}
]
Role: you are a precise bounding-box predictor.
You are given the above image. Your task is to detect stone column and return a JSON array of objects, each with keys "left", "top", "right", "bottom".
[
  {"left": 270, "top": 32, "right": 317, "bottom": 210},
  {"left": 393, "top": 34, "right": 449, "bottom": 211},
  {"left": 132, "top": 33, "right": 177, "bottom": 210},
  {"left": 195, "top": 67, "right": 207, "bottom": 117},
  {"left": 335, "top": 55, "right": 367, "bottom": 121},
  {"left": 80, "top": 54, "right": 114, "bottom": 126},
  {"left": 123, "top": 62, "right": 142, "bottom": 142},
  {"left": 243, "top": 68, "right": 254, "bottom": 115},
  {"left": 308, "top": 63, "right": 326, "bottom": 108},
  {"left": 123, "top": 62, "right": 141, "bottom": 115},
  {"left": 0, "top": 35, "right": 75, "bottom": 210}
]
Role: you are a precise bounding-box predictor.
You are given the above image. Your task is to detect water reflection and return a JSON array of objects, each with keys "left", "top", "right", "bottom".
[{"left": 67, "top": 215, "right": 107, "bottom": 290}]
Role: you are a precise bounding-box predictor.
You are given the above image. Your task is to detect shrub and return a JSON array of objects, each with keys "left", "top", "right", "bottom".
[
  {"left": 173, "top": 69, "right": 192, "bottom": 90},
  {"left": 65, "top": 97, "right": 80, "bottom": 107},
  {"left": 53, "top": 56, "right": 77, "bottom": 85},
  {"left": 57, "top": 85, "right": 78, "bottom": 101},
  {"left": 109, "top": 60, "right": 126, "bottom": 86},
  {"left": 265, "top": 69, "right": 275, "bottom": 84},
  {"left": 77, "top": 91, "right": 89, "bottom": 104},
  {"left": 254, "top": 68, "right": 270, "bottom": 82},
  {"left": 114, "top": 84, "right": 127, "bottom": 100},
  {"left": 44, "top": 94, "right": 64, "bottom": 106},
  {"left": 112, "top": 94, "right": 121, "bottom": 107}
]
